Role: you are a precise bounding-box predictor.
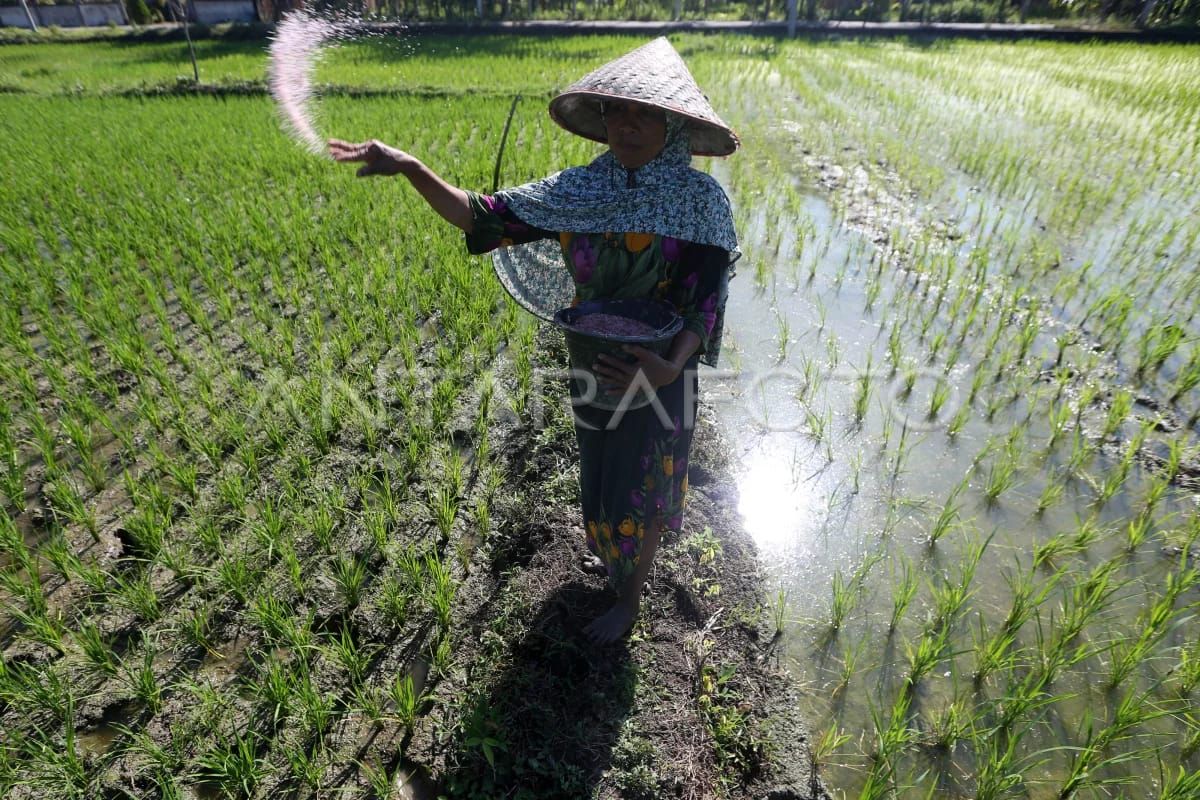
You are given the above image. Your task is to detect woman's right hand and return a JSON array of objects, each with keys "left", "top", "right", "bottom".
[{"left": 328, "top": 138, "right": 417, "bottom": 178}]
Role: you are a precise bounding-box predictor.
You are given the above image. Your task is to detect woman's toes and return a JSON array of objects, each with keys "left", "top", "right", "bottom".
[{"left": 578, "top": 553, "right": 607, "bottom": 576}]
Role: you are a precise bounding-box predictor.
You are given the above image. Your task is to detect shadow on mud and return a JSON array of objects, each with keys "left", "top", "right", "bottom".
[{"left": 438, "top": 580, "right": 635, "bottom": 797}]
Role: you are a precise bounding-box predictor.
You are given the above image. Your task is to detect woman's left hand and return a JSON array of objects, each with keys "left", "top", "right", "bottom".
[{"left": 593, "top": 346, "right": 680, "bottom": 391}]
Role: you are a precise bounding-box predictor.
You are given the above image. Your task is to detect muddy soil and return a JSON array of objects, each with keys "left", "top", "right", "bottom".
[{"left": 338, "top": 330, "right": 831, "bottom": 798}]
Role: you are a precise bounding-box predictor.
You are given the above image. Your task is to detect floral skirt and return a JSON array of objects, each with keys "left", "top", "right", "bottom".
[{"left": 573, "top": 357, "right": 699, "bottom": 591}]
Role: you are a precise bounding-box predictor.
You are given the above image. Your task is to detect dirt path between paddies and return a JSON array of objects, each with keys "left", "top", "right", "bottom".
[{"left": 390, "top": 329, "right": 829, "bottom": 799}]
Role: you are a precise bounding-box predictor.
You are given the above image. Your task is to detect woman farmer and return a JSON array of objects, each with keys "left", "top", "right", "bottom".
[{"left": 330, "top": 38, "right": 738, "bottom": 643}]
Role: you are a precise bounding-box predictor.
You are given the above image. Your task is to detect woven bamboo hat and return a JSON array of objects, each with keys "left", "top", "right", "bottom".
[{"left": 549, "top": 37, "right": 739, "bottom": 158}]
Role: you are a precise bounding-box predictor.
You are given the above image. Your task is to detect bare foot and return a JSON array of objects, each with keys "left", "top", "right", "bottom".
[
  {"left": 584, "top": 600, "right": 637, "bottom": 644},
  {"left": 578, "top": 553, "right": 607, "bottom": 577}
]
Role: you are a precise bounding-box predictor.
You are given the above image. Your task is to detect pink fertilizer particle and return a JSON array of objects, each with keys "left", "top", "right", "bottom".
[
  {"left": 572, "top": 313, "right": 657, "bottom": 338},
  {"left": 268, "top": 11, "right": 350, "bottom": 156}
]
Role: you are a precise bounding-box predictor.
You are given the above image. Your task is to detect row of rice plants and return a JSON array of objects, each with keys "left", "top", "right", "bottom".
[
  {"left": 692, "top": 36, "right": 1200, "bottom": 796},
  {"left": 0, "top": 80, "right": 583, "bottom": 796}
]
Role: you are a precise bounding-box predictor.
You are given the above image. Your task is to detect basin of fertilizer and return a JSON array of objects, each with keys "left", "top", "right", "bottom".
[{"left": 554, "top": 299, "right": 683, "bottom": 410}]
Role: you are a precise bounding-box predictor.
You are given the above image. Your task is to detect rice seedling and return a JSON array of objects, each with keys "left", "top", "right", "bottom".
[
  {"left": 423, "top": 551, "right": 456, "bottom": 633},
  {"left": 1176, "top": 637, "right": 1200, "bottom": 697},
  {"left": 0, "top": 512, "right": 31, "bottom": 572},
  {"left": 982, "top": 431, "right": 1023, "bottom": 505},
  {"left": 927, "top": 478, "right": 967, "bottom": 546},
  {"left": 308, "top": 500, "right": 337, "bottom": 553},
  {"left": 178, "top": 602, "right": 217, "bottom": 657},
  {"left": 75, "top": 618, "right": 118, "bottom": 676},
  {"left": 1159, "top": 767, "right": 1200, "bottom": 800},
  {"left": 388, "top": 672, "right": 423, "bottom": 732},
  {"left": 10, "top": 605, "right": 67, "bottom": 656},
  {"left": 1057, "top": 690, "right": 1167, "bottom": 799},
  {"left": 831, "top": 638, "right": 863, "bottom": 701},
  {"left": 295, "top": 670, "right": 336, "bottom": 742},
  {"left": 43, "top": 476, "right": 98, "bottom": 540},
  {"left": 0, "top": 567, "right": 45, "bottom": 616},
  {"left": 326, "top": 623, "right": 375, "bottom": 688},
  {"left": 113, "top": 572, "right": 163, "bottom": 622},
  {"left": 247, "top": 652, "right": 297, "bottom": 729},
  {"left": 852, "top": 354, "right": 872, "bottom": 425},
  {"left": 122, "top": 641, "right": 164, "bottom": 715},
  {"left": 115, "top": 725, "right": 187, "bottom": 796},
  {"left": 811, "top": 723, "right": 851, "bottom": 767},
  {"left": 214, "top": 553, "right": 260, "bottom": 605},
  {"left": 887, "top": 558, "right": 918, "bottom": 635},
  {"left": 332, "top": 551, "right": 368, "bottom": 609},
  {"left": 0, "top": 31, "right": 1196, "bottom": 800},
  {"left": 359, "top": 757, "right": 405, "bottom": 799},
  {"left": 193, "top": 729, "right": 269, "bottom": 799},
  {"left": 286, "top": 742, "right": 328, "bottom": 793}
]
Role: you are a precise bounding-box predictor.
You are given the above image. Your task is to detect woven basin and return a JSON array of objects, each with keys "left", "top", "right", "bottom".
[{"left": 553, "top": 299, "right": 683, "bottom": 410}]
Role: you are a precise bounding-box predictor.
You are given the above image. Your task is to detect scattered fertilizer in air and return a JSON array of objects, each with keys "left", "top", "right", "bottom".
[{"left": 267, "top": 11, "right": 350, "bottom": 155}]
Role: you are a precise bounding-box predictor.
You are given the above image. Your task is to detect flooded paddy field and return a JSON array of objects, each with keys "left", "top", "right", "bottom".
[
  {"left": 699, "top": 38, "right": 1200, "bottom": 798},
  {"left": 1, "top": 31, "right": 1199, "bottom": 799}
]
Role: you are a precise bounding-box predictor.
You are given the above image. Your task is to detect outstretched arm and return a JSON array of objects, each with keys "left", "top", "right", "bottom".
[{"left": 328, "top": 138, "right": 474, "bottom": 234}]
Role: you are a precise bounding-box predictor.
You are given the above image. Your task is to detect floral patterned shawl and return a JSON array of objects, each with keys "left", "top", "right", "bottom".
[
  {"left": 495, "top": 120, "right": 738, "bottom": 253},
  {"left": 489, "top": 119, "right": 738, "bottom": 368}
]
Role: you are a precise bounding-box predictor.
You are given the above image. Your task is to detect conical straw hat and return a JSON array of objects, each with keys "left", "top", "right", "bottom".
[{"left": 549, "top": 37, "right": 739, "bottom": 158}]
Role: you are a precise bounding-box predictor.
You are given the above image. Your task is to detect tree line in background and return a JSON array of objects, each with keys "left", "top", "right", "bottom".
[
  {"left": 21, "top": 0, "right": 1200, "bottom": 35},
  {"left": 272, "top": 0, "right": 1198, "bottom": 24},
  {"left": 309, "top": 0, "right": 1197, "bottom": 27}
]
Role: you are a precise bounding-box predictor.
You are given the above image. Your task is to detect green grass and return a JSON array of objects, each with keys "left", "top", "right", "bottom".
[{"left": 1, "top": 30, "right": 1199, "bottom": 800}]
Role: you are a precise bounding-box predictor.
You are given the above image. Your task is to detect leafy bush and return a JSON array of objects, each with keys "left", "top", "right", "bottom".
[{"left": 127, "top": 0, "right": 154, "bottom": 24}]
